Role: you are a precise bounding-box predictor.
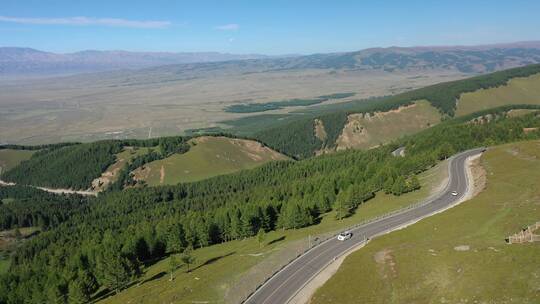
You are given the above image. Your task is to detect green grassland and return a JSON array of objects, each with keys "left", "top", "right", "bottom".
[
  {"left": 132, "top": 136, "right": 289, "bottom": 185},
  {"left": 99, "top": 157, "right": 449, "bottom": 304},
  {"left": 456, "top": 73, "right": 540, "bottom": 116},
  {"left": 336, "top": 100, "right": 441, "bottom": 150},
  {"left": 0, "top": 149, "right": 35, "bottom": 175},
  {"left": 311, "top": 140, "right": 540, "bottom": 304}
]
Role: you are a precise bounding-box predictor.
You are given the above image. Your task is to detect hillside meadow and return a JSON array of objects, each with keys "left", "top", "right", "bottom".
[
  {"left": 456, "top": 73, "right": 540, "bottom": 116},
  {"left": 131, "top": 136, "right": 289, "bottom": 185},
  {"left": 0, "top": 149, "right": 35, "bottom": 175},
  {"left": 311, "top": 140, "right": 540, "bottom": 303}
]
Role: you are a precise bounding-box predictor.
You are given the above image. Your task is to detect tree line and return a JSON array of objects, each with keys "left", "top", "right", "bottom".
[{"left": 0, "top": 185, "right": 89, "bottom": 230}]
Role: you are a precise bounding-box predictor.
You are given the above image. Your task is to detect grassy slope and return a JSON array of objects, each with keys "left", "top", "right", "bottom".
[
  {"left": 132, "top": 136, "right": 289, "bottom": 185},
  {"left": 98, "top": 158, "right": 449, "bottom": 304},
  {"left": 336, "top": 100, "right": 441, "bottom": 150},
  {"left": 457, "top": 73, "right": 540, "bottom": 116},
  {"left": 311, "top": 140, "right": 540, "bottom": 304},
  {"left": 0, "top": 149, "right": 35, "bottom": 175}
]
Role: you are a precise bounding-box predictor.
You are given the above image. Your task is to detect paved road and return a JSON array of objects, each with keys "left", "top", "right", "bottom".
[{"left": 244, "top": 148, "right": 485, "bottom": 304}]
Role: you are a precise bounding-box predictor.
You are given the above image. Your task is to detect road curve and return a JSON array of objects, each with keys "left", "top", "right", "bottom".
[{"left": 244, "top": 148, "right": 485, "bottom": 304}]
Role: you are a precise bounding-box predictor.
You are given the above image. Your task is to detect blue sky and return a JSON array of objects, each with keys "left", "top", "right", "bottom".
[{"left": 1, "top": 0, "right": 539, "bottom": 55}]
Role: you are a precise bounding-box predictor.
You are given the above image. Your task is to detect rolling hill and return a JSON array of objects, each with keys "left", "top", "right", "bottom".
[
  {"left": 456, "top": 72, "right": 540, "bottom": 116},
  {"left": 0, "top": 149, "right": 35, "bottom": 174},
  {"left": 131, "top": 136, "right": 289, "bottom": 185}
]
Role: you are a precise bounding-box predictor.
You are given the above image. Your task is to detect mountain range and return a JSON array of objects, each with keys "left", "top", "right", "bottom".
[
  {"left": 0, "top": 47, "right": 273, "bottom": 77},
  {"left": 2, "top": 41, "right": 540, "bottom": 78}
]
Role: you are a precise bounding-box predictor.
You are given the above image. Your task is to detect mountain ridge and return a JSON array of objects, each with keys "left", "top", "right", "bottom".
[
  {"left": 0, "top": 47, "right": 275, "bottom": 77},
  {"left": 3, "top": 41, "right": 540, "bottom": 77}
]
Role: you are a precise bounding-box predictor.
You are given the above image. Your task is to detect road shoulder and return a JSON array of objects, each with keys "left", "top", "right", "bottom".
[{"left": 293, "top": 152, "right": 484, "bottom": 304}]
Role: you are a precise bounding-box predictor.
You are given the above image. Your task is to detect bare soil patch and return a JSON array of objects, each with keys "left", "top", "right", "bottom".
[
  {"left": 374, "top": 249, "right": 398, "bottom": 279},
  {"left": 470, "top": 154, "right": 487, "bottom": 197},
  {"left": 159, "top": 165, "right": 165, "bottom": 184},
  {"left": 313, "top": 119, "right": 327, "bottom": 141},
  {"left": 335, "top": 114, "right": 370, "bottom": 150},
  {"left": 453, "top": 245, "right": 470, "bottom": 251},
  {"left": 226, "top": 136, "right": 287, "bottom": 161}
]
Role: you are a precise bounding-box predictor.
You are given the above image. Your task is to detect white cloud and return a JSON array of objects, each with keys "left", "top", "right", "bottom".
[
  {"left": 0, "top": 16, "right": 171, "bottom": 29},
  {"left": 215, "top": 23, "right": 239, "bottom": 31}
]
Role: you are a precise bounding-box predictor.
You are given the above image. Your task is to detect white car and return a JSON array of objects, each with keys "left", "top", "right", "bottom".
[
  {"left": 451, "top": 191, "right": 458, "bottom": 196},
  {"left": 337, "top": 231, "right": 352, "bottom": 241}
]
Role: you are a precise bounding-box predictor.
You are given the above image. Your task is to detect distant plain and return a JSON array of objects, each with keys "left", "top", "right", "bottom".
[{"left": 0, "top": 68, "right": 465, "bottom": 144}]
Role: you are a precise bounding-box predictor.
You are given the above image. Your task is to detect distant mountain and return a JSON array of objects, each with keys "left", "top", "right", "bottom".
[
  {"left": 148, "top": 41, "right": 540, "bottom": 77},
  {"left": 83, "top": 41, "right": 540, "bottom": 87},
  {"left": 3, "top": 41, "right": 540, "bottom": 78},
  {"left": 0, "top": 47, "right": 274, "bottom": 77}
]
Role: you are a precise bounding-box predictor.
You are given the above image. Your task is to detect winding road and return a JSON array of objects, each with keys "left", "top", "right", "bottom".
[{"left": 244, "top": 148, "right": 485, "bottom": 304}]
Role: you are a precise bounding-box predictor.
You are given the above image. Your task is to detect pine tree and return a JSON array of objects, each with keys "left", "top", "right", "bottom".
[
  {"left": 46, "top": 282, "right": 66, "bottom": 304},
  {"left": 168, "top": 254, "right": 179, "bottom": 281},
  {"left": 407, "top": 175, "right": 421, "bottom": 192},
  {"left": 166, "top": 223, "right": 186, "bottom": 253},
  {"left": 256, "top": 228, "right": 266, "bottom": 249},
  {"left": 181, "top": 245, "right": 196, "bottom": 273},
  {"left": 383, "top": 177, "right": 394, "bottom": 194},
  {"left": 334, "top": 186, "right": 354, "bottom": 220},
  {"left": 391, "top": 176, "right": 407, "bottom": 196},
  {"left": 98, "top": 252, "right": 134, "bottom": 294},
  {"left": 279, "top": 202, "right": 312, "bottom": 229},
  {"left": 67, "top": 279, "right": 88, "bottom": 304},
  {"left": 97, "top": 232, "right": 138, "bottom": 294}
]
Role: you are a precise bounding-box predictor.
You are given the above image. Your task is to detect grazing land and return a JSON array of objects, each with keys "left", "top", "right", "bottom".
[
  {"left": 132, "top": 136, "right": 289, "bottom": 185},
  {"left": 0, "top": 149, "right": 35, "bottom": 175},
  {"left": 311, "top": 140, "right": 540, "bottom": 304},
  {"left": 456, "top": 73, "right": 540, "bottom": 116},
  {"left": 99, "top": 158, "right": 449, "bottom": 304}
]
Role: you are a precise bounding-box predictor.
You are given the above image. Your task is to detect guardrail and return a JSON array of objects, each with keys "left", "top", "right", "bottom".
[{"left": 239, "top": 196, "right": 438, "bottom": 304}]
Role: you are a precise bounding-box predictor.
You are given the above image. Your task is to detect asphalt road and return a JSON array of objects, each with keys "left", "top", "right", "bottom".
[{"left": 244, "top": 148, "right": 485, "bottom": 304}]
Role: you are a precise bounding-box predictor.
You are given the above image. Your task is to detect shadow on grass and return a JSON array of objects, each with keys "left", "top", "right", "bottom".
[
  {"left": 267, "top": 235, "right": 286, "bottom": 245},
  {"left": 91, "top": 279, "right": 140, "bottom": 303},
  {"left": 191, "top": 251, "right": 236, "bottom": 272},
  {"left": 142, "top": 271, "right": 167, "bottom": 284}
]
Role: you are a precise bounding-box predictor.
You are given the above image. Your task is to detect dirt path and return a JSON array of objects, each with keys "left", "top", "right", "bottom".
[
  {"left": 0, "top": 179, "right": 98, "bottom": 196},
  {"left": 159, "top": 165, "right": 165, "bottom": 184}
]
